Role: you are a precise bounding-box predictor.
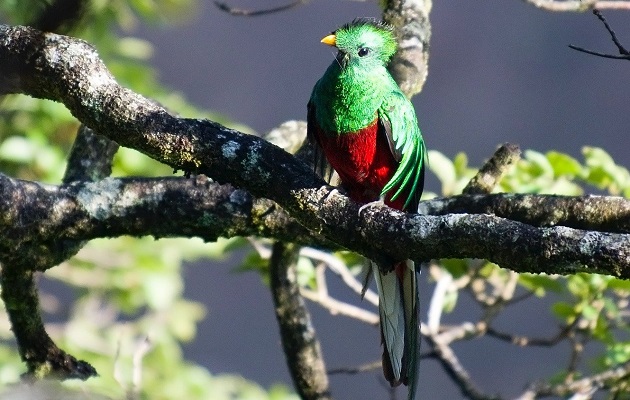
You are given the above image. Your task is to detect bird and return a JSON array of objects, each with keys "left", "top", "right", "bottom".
[{"left": 307, "top": 18, "right": 426, "bottom": 399}]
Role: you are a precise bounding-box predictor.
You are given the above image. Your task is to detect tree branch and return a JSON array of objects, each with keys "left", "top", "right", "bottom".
[
  {"left": 382, "top": 0, "right": 432, "bottom": 97},
  {"left": 214, "top": 0, "right": 308, "bottom": 16},
  {"left": 0, "top": 26, "right": 630, "bottom": 277},
  {"left": 270, "top": 242, "right": 331, "bottom": 400},
  {"left": 523, "top": 0, "right": 630, "bottom": 12},
  {"left": 0, "top": 125, "right": 116, "bottom": 380},
  {"left": 423, "top": 329, "right": 500, "bottom": 400},
  {"left": 569, "top": 9, "right": 630, "bottom": 60},
  {"left": 419, "top": 193, "right": 630, "bottom": 233},
  {"left": 463, "top": 144, "right": 521, "bottom": 195},
  {"left": 63, "top": 125, "right": 119, "bottom": 183},
  {"left": 2, "top": 169, "right": 630, "bottom": 277},
  {"left": 1, "top": 25, "right": 630, "bottom": 280},
  {"left": 523, "top": 360, "right": 630, "bottom": 397}
]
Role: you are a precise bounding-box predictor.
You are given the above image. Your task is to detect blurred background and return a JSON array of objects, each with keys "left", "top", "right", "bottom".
[{"left": 1, "top": 0, "right": 630, "bottom": 399}]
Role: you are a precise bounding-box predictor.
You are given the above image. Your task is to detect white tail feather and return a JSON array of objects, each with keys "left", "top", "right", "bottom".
[{"left": 373, "top": 262, "right": 405, "bottom": 381}]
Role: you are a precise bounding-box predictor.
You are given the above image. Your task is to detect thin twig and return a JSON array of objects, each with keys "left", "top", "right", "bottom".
[
  {"left": 328, "top": 361, "right": 382, "bottom": 375},
  {"left": 486, "top": 321, "right": 576, "bottom": 347},
  {"left": 524, "top": 361, "right": 630, "bottom": 397},
  {"left": 300, "top": 288, "right": 379, "bottom": 325},
  {"left": 569, "top": 9, "right": 630, "bottom": 60},
  {"left": 214, "top": 0, "right": 308, "bottom": 16},
  {"left": 427, "top": 269, "right": 453, "bottom": 334},
  {"left": 430, "top": 322, "right": 480, "bottom": 345},
  {"left": 524, "top": 0, "right": 630, "bottom": 12},
  {"left": 566, "top": 335, "right": 584, "bottom": 379},
  {"left": 300, "top": 247, "right": 379, "bottom": 306},
  {"left": 592, "top": 9, "right": 629, "bottom": 53},
  {"left": 328, "top": 351, "right": 438, "bottom": 376},
  {"left": 424, "top": 331, "right": 500, "bottom": 400},
  {"left": 131, "top": 336, "right": 152, "bottom": 397}
]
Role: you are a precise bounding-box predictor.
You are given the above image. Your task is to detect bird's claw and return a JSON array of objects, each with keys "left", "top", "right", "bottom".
[
  {"left": 323, "top": 187, "right": 341, "bottom": 202},
  {"left": 358, "top": 199, "right": 386, "bottom": 217}
]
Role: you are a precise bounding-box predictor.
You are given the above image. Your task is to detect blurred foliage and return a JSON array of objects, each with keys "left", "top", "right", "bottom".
[
  {"left": 1, "top": 0, "right": 630, "bottom": 398},
  {"left": 422, "top": 147, "right": 630, "bottom": 393},
  {"left": 0, "top": 1, "right": 290, "bottom": 399}
]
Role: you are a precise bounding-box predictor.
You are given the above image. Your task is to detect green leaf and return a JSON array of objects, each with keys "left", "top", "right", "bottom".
[
  {"left": 442, "top": 288, "right": 458, "bottom": 313},
  {"left": 606, "top": 342, "right": 630, "bottom": 365},
  {"left": 581, "top": 303, "right": 599, "bottom": 321},
  {"left": 546, "top": 151, "right": 583, "bottom": 177},
  {"left": 524, "top": 150, "right": 554, "bottom": 178},
  {"left": 334, "top": 251, "right": 365, "bottom": 270},
  {"left": 440, "top": 259, "right": 469, "bottom": 279},
  {"left": 608, "top": 278, "right": 630, "bottom": 293},
  {"left": 143, "top": 272, "right": 182, "bottom": 310},
  {"left": 583, "top": 146, "right": 630, "bottom": 194},
  {"left": 551, "top": 301, "right": 576, "bottom": 322},
  {"left": 427, "top": 150, "right": 456, "bottom": 195},
  {"left": 167, "top": 300, "right": 206, "bottom": 342},
  {"left": 518, "top": 274, "right": 563, "bottom": 296},
  {"left": 567, "top": 274, "right": 589, "bottom": 298},
  {"left": 118, "top": 37, "right": 154, "bottom": 60},
  {"left": 236, "top": 251, "right": 269, "bottom": 281},
  {"left": 452, "top": 152, "right": 469, "bottom": 176},
  {"left": 0, "top": 136, "right": 35, "bottom": 163},
  {"left": 296, "top": 256, "right": 316, "bottom": 289}
]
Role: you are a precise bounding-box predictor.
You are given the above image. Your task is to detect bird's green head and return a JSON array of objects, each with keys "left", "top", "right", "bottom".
[{"left": 321, "top": 19, "right": 397, "bottom": 69}]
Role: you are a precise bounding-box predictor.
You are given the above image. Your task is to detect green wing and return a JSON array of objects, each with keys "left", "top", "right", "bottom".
[{"left": 378, "top": 90, "right": 427, "bottom": 211}]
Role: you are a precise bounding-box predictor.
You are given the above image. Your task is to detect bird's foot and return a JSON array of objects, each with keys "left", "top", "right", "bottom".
[
  {"left": 358, "top": 199, "right": 386, "bottom": 217},
  {"left": 323, "top": 187, "right": 342, "bottom": 203}
]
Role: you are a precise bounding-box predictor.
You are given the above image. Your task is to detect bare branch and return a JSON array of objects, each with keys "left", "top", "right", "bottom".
[
  {"left": 485, "top": 322, "right": 575, "bottom": 347},
  {"left": 0, "top": 269, "right": 97, "bottom": 380},
  {"left": 424, "top": 330, "right": 500, "bottom": 400},
  {"left": 214, "top": 0, "right": 308, "bottom": 16},
  {"left": 0, "top": 124, "right": 116, "bottom": 380},
  {"left": 63, "top": 125, "right": 119, "bottom": 183},
  {"left": 382, "top": 0, "right": 432, "bottom": 97},
  {"left": 270, "top": 242, "right": 331, "bottom": 400},
  {"left": 524, "top": 0, "right": 630, "bottom": 12},
  {"left": 300, "top": 288, "right": 379, "bottom": 325},
  {"left": 1, "top": 25, "right": 630, "bottom": 298},
  {"left": 300, "top": 247, "right": 379, "bottom": 306},
  {"left": 328, "top": 361, "right": 382, "bottom": 376},
  {"left": 2, "top": 165, "right": 630, "bottom": 279},
  {"left": 524, "top": 360, "right": 630, "bottom": 397},
  {"left": 463, "top": 143, "right": 521, "bottom": 195},
  {"left": 569, "top": 9, "right": 630, "bottom": 59},
  {"left": 418, "top": 193, "right": 630, "bottom": 233}
]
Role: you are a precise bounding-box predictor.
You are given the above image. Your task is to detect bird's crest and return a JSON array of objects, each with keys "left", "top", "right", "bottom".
[
  {"left": 332, "top": 18, "right": 397, "bottom": 64},
  {"left": 338, "top": 18, "right": 394, "bottom": 34}
]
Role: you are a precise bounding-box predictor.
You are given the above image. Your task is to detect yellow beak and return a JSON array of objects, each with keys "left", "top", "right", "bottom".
[{"left": 320, "top": 34, "right": 337, "bottom": 47}]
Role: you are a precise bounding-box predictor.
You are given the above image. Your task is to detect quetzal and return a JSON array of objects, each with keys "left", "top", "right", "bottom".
[{"left": 307, "top": 19, "right": 426, "bottom": 399}]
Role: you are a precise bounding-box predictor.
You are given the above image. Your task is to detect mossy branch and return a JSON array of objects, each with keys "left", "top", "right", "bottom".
[{"left": 1, "top": 24, "right": 630, "bottom": 278}]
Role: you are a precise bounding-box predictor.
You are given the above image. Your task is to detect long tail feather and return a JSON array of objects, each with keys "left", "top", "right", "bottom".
[{"left": 372, "top": 260, "right": 419, "bottom": 399}]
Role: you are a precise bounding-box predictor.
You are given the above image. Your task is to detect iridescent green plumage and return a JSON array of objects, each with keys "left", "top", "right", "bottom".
[
  {"left": 307, "top": 19, "right": 426, "bottom": 400},
  {"left": 309, "top": 19, "right": 426, "bottom": 209}
]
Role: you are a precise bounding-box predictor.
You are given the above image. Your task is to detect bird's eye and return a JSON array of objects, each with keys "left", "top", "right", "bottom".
[{"left": 358, "top": 47, "right": 370, "bottom": 57}]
